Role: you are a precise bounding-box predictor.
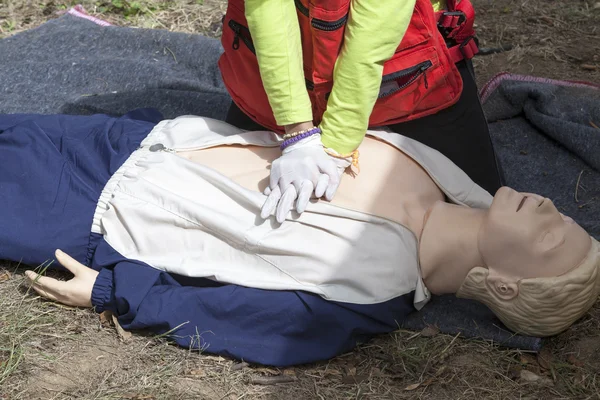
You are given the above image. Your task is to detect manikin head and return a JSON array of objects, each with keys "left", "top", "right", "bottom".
[{"left": 457, "top": 187, "right": 600, "bottom": 337}]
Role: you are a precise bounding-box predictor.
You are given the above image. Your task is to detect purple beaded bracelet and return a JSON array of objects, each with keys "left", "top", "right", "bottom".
[{"left": 280, "top": 127, "right": 321, "bottom": 151}]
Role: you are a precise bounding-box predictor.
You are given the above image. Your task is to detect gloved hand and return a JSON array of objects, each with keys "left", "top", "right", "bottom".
[{"left": 261, "top": 134, "right": 351, "bottom": 223}]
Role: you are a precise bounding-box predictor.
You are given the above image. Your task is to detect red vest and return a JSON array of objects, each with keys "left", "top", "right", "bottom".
[{"left": 218, "top": 0, "right": 478, "bottom": 133}]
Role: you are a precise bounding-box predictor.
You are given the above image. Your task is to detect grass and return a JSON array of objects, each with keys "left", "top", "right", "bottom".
[
  {"left": 0, "top": 0, "right": 227, "bottom": 38},
  {"left": 0, "top": 0, "right": 599, "bottom": 398}
]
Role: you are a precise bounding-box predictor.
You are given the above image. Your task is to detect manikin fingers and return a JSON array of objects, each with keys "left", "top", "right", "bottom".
[
  {"left": 25, "top": 271, "right": 61, "bottom": 302},
  {"left": 55, "top": 249, "right": 84, "bottom": 274}
]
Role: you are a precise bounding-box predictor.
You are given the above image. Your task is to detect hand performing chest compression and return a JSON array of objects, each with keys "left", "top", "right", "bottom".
[{"left": 260, "top": 131, "right": 353, "bottom": 223}]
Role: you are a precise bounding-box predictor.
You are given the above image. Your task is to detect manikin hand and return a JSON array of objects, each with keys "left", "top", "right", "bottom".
[
  {"left": 25, "top": 249, "right": 97, "bottom": 308},
  {"left": 261, "top": 134, "right": 351, "bottom": 223}
]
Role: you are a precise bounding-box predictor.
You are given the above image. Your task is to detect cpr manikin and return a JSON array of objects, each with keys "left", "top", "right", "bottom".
[
  {"left": 27, "top": 129, "right": 600, "bottom": 339},
  {"left": 179, "top": 137, "right": 600, "bottom": 336}
]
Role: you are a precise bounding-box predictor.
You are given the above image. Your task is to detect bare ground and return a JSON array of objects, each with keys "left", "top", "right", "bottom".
[{"left": 0, "top": 0, "right": 599, "bottom": 399}]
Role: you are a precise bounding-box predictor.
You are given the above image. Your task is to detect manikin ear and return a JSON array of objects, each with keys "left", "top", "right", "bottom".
[{"left": 485, "top": 269, "right": 519, "bottom": 301}]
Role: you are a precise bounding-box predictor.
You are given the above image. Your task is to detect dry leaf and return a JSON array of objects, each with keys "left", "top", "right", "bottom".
[
  {"left": 519, "top": 354, "right": 537, "bottom": 365},
  {"left": 99, "top": 311, "right": 113, "bottom": 328},
  {"left": 111, "top": 314, "right": 132, "bottom": 342},
  {"left": 520, "top": 370, "right": 554, "bottom": 386},
  {"left": 536, "top": 347, "right": 553, "bottom": 370},
  {"left": 0, "top": 270, "right": 12, "bottom": 283},
  {"left": 186, "top": 368, "right": 205, "bottom": 377},
  {"left": 203, "top": 355, "right": 226, "bottom": 362},
  {"left": 420, "top": 325, "right": 440, "bottom": 338},
  {"left": 404, "top": 382, "right": 421, "bottom": 391},
  {"left": 567, "top": 354, "right": 584, "bottom": 367},
  {"left": 520, "top": 370, "right": 541, "bottom": 382}
]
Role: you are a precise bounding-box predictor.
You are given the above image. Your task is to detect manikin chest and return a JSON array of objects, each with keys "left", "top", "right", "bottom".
[{"left": 178, "top": 136, "right": 445, "bottom": 239}]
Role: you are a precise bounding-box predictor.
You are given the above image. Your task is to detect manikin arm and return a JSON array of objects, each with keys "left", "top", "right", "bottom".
[{"left": 26, "top": 244, "right": 410, "bottom": 367}]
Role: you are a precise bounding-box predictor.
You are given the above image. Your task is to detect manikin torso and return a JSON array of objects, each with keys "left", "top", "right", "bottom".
[
  {"left": 179, "top": 136, "right": 445, "bottom": 239},
  {"left": 95, "top": 117, "right": 493, "bottom": 306}
]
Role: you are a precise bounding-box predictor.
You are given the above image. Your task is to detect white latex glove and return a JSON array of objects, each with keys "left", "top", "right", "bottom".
[{"left": 261, "top": 134, "right": 350, "bottom": 223}]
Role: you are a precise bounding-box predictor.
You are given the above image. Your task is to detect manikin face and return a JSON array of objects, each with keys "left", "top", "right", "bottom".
[{"left": 478, "top": 187, "right": 592, "bottom": 280}]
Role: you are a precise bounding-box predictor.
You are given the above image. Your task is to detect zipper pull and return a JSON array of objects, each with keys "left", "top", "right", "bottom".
[
  {"left": 422, "top": 66, "right": 429, "bottom": 89},
  {"left": 230, "top": 22, "right": 241, "bottom": 50},
  {"left": 149, "top": 143, "right": 175, "bottom": 153},
  {"left": 232, "top": 33, "right": 240, "bottom": 50}
]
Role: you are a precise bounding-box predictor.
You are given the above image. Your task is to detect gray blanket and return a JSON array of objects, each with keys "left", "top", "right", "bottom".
[
  {"left": 0, "top": 15, "right": 229, "bottom": 119},
  {"left": 485, "top": 78, "right": 600, "bottom": 238},
  {"left": 2, "top": 15, "right": 599, "bottom": 353}
]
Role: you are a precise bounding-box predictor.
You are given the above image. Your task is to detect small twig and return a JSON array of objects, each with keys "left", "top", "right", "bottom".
[
  {"left": 590, "top": 121, "right": 599, "bottom": 130},
  {"left": 164, "top": 46, "right": 177, "bottom": 63},
  {"left": 575, "top": 170, "right": 584, "bottom": 203},
  {"left": 249, "top": 375, "right": 297, "bottom": 385},
  {"left": 578, "top": 198, "right": 597, "bottom": 209},
  {"left": 440, "top": 332, "right": 461, "bottom": 357}
]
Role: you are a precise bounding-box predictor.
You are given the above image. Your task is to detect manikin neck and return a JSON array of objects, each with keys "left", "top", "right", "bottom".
[{"left": 418, "top": 201, "right": 486, "bottom": 295}]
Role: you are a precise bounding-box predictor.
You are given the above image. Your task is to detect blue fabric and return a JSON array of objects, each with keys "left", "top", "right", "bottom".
[
  {"left": 0, "top": 110, "right": 161, "bottom": 266},
  {"left": 89, "top": 238, "right": 415, "bottom": 366}
]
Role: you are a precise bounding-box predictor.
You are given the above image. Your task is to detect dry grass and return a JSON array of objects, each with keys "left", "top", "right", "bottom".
[
  {"left": 471, "top": 0, "right": 600, "bottom": 86},
  {"left": 1, "top": 0, "right": 600, "bottom": 398},
  {"left": 0, "top": 0, "right": 227, "bottom": 38}
]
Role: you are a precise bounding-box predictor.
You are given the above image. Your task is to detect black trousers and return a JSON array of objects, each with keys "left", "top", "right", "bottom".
[{"left": 225, "top": 60, "right": 503, "bottom": 195}]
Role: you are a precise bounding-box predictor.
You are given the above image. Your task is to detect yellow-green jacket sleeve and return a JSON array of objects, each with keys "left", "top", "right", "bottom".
[
  {"left": 245, "top": 0, "right": 313, "bottom": 126},
  {"left": 431, "top": 0, "right": 446, "bottom": 12},
  {"left": 320, "top": 0, "right": 417, "bottom": 154}
]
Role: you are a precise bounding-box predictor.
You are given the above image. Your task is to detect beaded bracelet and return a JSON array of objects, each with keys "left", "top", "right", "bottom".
[
  {"left": 280, "top": 127, "right": 321, "bottom": 151},
  {"left": 283, "top": 126, "right": 318, "bottom": 140},
  {"left": 325, "top": 148, "right": 361, "bottom": 174}
]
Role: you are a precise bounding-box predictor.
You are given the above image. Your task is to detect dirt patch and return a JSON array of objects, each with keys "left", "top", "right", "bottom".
[{"left": 472, "top": 0, "right": 600, "bottom": 86}]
